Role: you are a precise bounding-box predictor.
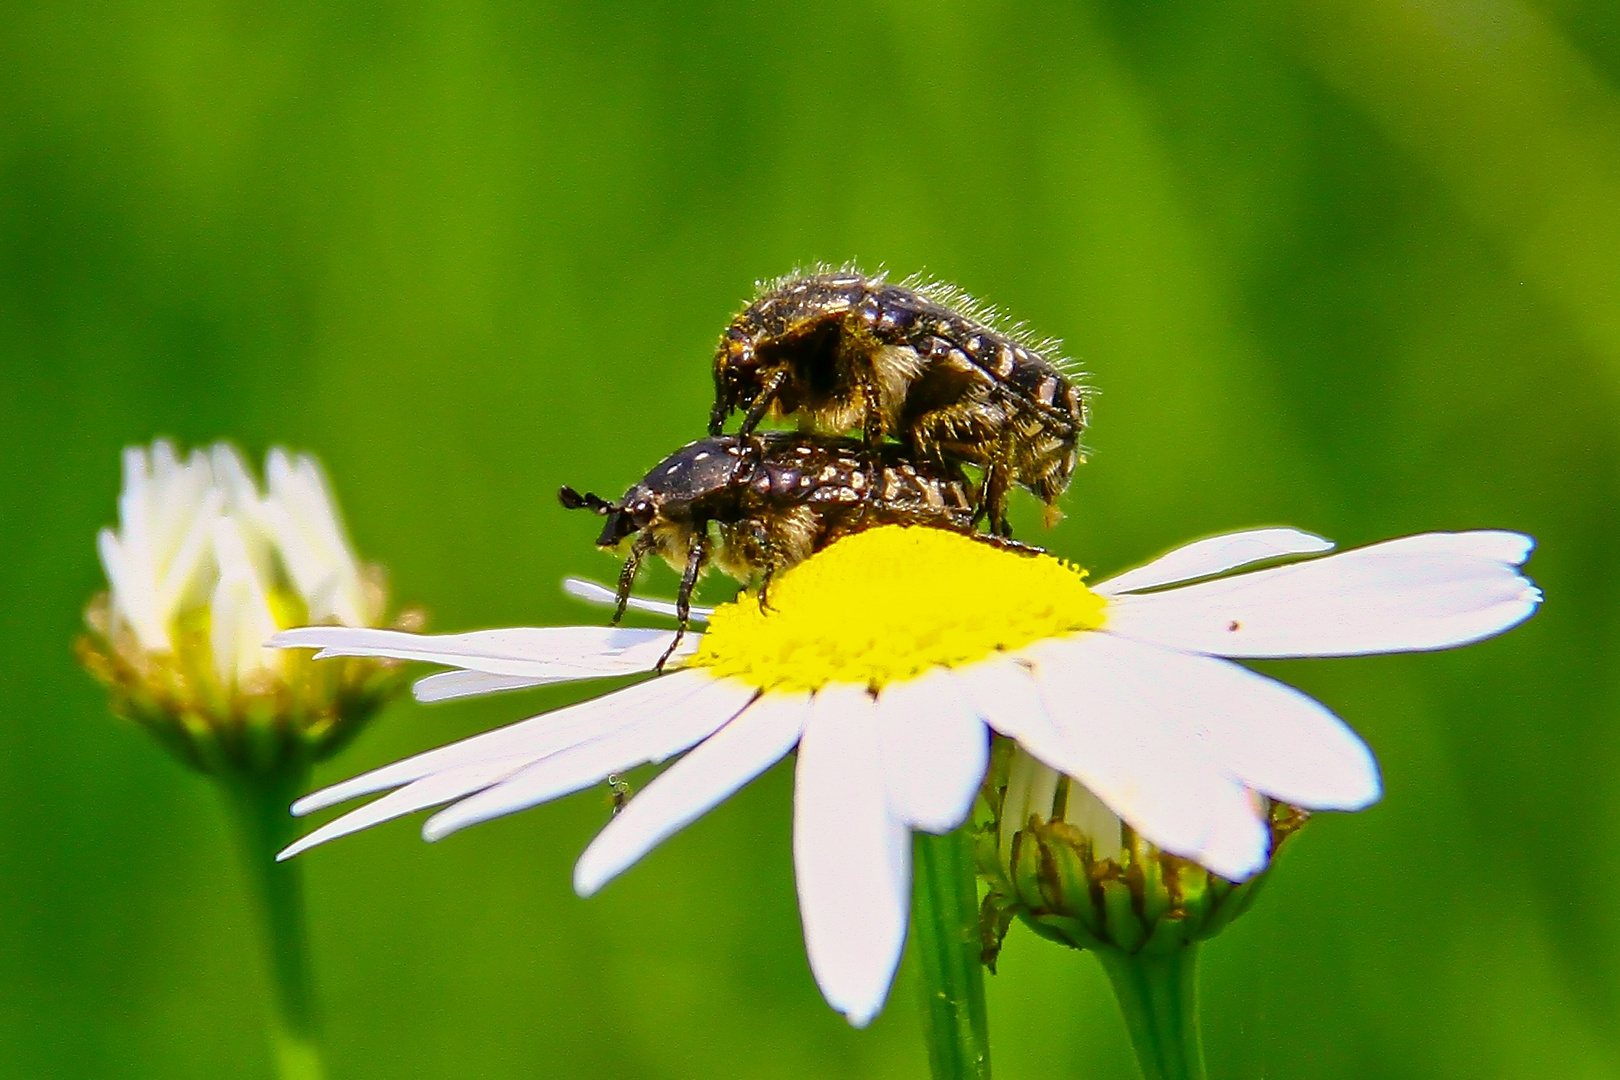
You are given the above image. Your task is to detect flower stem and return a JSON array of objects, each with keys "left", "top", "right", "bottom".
[
  {"left": 911, "top": 827, "right": 992, "bottom": 1080},
  {"left": 222, "top": 768, "right": 328, "bottom": 1080},
  {"left": 1095, "top": 946, "right": 1205, "bottom": 1080}
]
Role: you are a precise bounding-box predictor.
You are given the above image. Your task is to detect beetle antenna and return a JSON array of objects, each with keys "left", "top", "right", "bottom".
[{"left": 559, "top": 486, "right": 613, "bottom": 515}]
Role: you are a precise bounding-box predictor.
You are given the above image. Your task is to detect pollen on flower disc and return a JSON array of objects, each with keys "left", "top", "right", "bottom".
[{"left": 689, "top": 525, "right": 1105, "bottom": 692}]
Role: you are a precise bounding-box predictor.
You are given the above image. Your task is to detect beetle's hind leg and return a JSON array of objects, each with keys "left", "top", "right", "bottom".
[
  {"left": 969, "top": 532, "right": 1047, "bottom": 558},
  {"left": 760, "top": 525, "right": 805, "bottom": 612},
  {"left": 754, "top": 524, "right": 791, "bottom": 613}
]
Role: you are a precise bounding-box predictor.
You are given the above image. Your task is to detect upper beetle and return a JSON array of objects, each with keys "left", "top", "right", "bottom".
[{"left": 709, "top": 269, "right": 1087, "bottom": 536}]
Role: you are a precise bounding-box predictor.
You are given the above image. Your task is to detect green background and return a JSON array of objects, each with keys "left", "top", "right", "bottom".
[{"left": 3, "top": 0, "right": 1617, "bottom": 1076}]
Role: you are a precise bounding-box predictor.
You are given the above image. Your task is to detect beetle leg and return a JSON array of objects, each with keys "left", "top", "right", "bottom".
[
  {"left": 873, "top": 504, "right": 973, "bottom": 536},
  {"left": 743, "top": 516, "right": 793, "bottom": 613},
  {"left": 969, "top": 484, "right": 988, "bottom": 530},
  {"left": 848, "top": 373, "right": 886, "bottom": 523},
  {"left": 612, "top": 535, "right": 655, "bottom": 625},
  {"left": 857, "top": 371, "right": 884, "bottom": 447},
  {"left": 657, "top": 530, "right": 710, "bottom": 672},
  {"left": 970, "top": 532, "right": 1047, "bottom": 558},
  {"left": 737, "top": 369, "right": 789, "bottom": 436},
  {"left": 758, "top": 540, "right": 782, "bottom": 613},
  {"left": 709, "top": 363, "right": 731, "bottom": 436},
  {"left": 757, "top": 565, "right": 775, "bottom": 611},
  {"left": 981, "top": 430, "right": 1016, "bottom": 538}
]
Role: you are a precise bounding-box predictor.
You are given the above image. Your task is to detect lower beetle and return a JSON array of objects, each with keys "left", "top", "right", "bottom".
[{"left": 560, "top": 433, "right": 1033, "bottom": 665}]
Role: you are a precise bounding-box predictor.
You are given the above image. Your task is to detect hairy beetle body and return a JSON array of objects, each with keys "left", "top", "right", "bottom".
[{"left": 710, "top": 270, "right": 1087, "bottom": 534}]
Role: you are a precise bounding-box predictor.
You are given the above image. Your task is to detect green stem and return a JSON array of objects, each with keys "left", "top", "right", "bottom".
[
  {"left": 912, "top": 827, "right": 992, "bottom": 1080},
  {"left": 222, "top": 768, "right": 328, "bottom": 1080},
  {"left": 1095, "top": 946, "right": 1205, "bottom": 1080}
]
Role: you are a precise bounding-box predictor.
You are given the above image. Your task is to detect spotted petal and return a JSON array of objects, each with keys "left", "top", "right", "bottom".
[{"left": 1103, "top": 531, "right": 1540, "bottom": 658}]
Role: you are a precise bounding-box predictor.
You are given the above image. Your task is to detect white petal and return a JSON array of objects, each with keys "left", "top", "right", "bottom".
[
  {"left": 263, "top": 449, "right": 371, "bottom": 625},
  {"left": 97, "top": 527, "right": 161, "bottom": 650},
  {"left": 209, "top": 446, "right": 279, "bottom": 576},
  {"left": 209, "top": 443, "right": 264, "bottom": 510},
  {"left": 155, "top": 486, "right": 224, "bottom": 623},
  {"left": 1103, "top": 530, "right": 1541, "bottom": 658},
  {"left": 1058, "top": 775, "right": 1125, "bottom": 863},
  {"left": 420, "top": 677, "right": 757, "bottom": 840},
  {"left": 1384, "top": 530, "right": 1535, "bottom": 564},
  {"left": 279, "top": 757, "right": 536, "bottom": 860},
  {"left": 157, "top": 447, "right": 216, "bottom": 568},
  {"left": 96, "top": 528, "right": 126, "bottom": 597},
  {"left": 1024, "top": 636, "right": 1270, "bottom": 881},
  {"left": 876, "top": 670, "right": 989, "bottom": 833},
  {"left": 794, "top": 683, "right": 911, "bottom": 1028},
  {"left": 120, "top": 443, "right": 151, "bottom": 502},
  {"left": 1076, "top": 635, "right": 1379, "bottom": 810},
  {"left": 148, "top": 439, "right": 179, "bottom": 482},
  {"left": 270, "top": 625, "right": 699, "bottom": 680},
  {"left": 573, "top": 690, "right": 810, "bottom": 896},
  {"left": 412, "top": 670, "right": 551, "bottom": 703},
  {"left": 210, "top": 518, "right": 280, "bottom": 686},
  {"left": 959, "top": 653, "right": 1257, "bottom": 869},
  {"left": 951, "top": 656, "right": 1081, "bottom": 784},
  {"left": 1094, "top": 528, "right": 1334, "bottom": 596},
  {"left": 563, "top": 577, "right": 713, "bottom": 624},
  {"left": 292, "top": 669, "right": 717, "bottom": 815}
]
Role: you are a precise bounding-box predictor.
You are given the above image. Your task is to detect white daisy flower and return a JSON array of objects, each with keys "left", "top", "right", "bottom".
[
  {"left": 78, "top": 438, "right": 419, "bottom": 1080},
  {"left": 272, "top": 524, "right": 1539, "bottom": 1026},
  {"left": 79, "top": 438, "right": 409, "bottom": 772}
]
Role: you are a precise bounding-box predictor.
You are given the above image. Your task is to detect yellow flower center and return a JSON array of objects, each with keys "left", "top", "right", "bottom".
[{"left": 688, "top": 525, "right": 1106, "bottom": 693}]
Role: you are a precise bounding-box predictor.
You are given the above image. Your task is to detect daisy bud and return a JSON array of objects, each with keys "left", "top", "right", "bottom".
[
  {"left": 978, "top": 741, "right": 1309, "bottom": 965},
  {"left": 76, "top": 439, "right": 416, "bottom": 777}
]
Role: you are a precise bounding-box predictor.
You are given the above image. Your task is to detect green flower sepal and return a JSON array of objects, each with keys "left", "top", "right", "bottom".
[{"left": 976, "top": 738, "right": 1309, "bottom": 967}]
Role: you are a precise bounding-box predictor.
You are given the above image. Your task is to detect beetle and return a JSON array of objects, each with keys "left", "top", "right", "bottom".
[
  {"left": 559, "top": 433, "right": 1011, "bottom": 665},
  {"left": 708, "top": 269, "right": 1087, "bottom": 536}
]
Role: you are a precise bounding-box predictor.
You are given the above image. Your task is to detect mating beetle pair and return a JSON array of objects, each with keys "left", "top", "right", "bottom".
[{"left": 561, "top": 269, "right": 1087, "bottom": 660}]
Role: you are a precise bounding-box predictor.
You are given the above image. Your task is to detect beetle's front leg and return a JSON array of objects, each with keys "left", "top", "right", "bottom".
[
  {"left": 979, "top": 430, "right": 1017, "bottom": 538},
  {"left": 612, "top": 536, "right": 656, "bottom": 625},
  {"left": 737, "top": 369, "right": 790, "bottom": 437},
  {"left": 657, "top": 530, "right": 709, "bottom": 671},
  {"left": 848, "top": 373, "right": 887, "bottom": 523}
]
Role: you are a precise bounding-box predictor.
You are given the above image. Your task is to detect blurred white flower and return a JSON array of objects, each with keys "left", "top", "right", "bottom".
[
  {"left": 80, "top": 438, "right": 408, "bottom": 773},
  {"left": 273, "top": 524, "right": 1539, "bottom": 1025}
]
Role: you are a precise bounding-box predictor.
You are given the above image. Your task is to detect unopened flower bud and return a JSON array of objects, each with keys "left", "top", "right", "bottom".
[
  {"left": 76, "top": 440, "right": 417, "bottom": 777},
  {"left": 978, "top": 741, "right": 1308, "bottom": 966}
]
